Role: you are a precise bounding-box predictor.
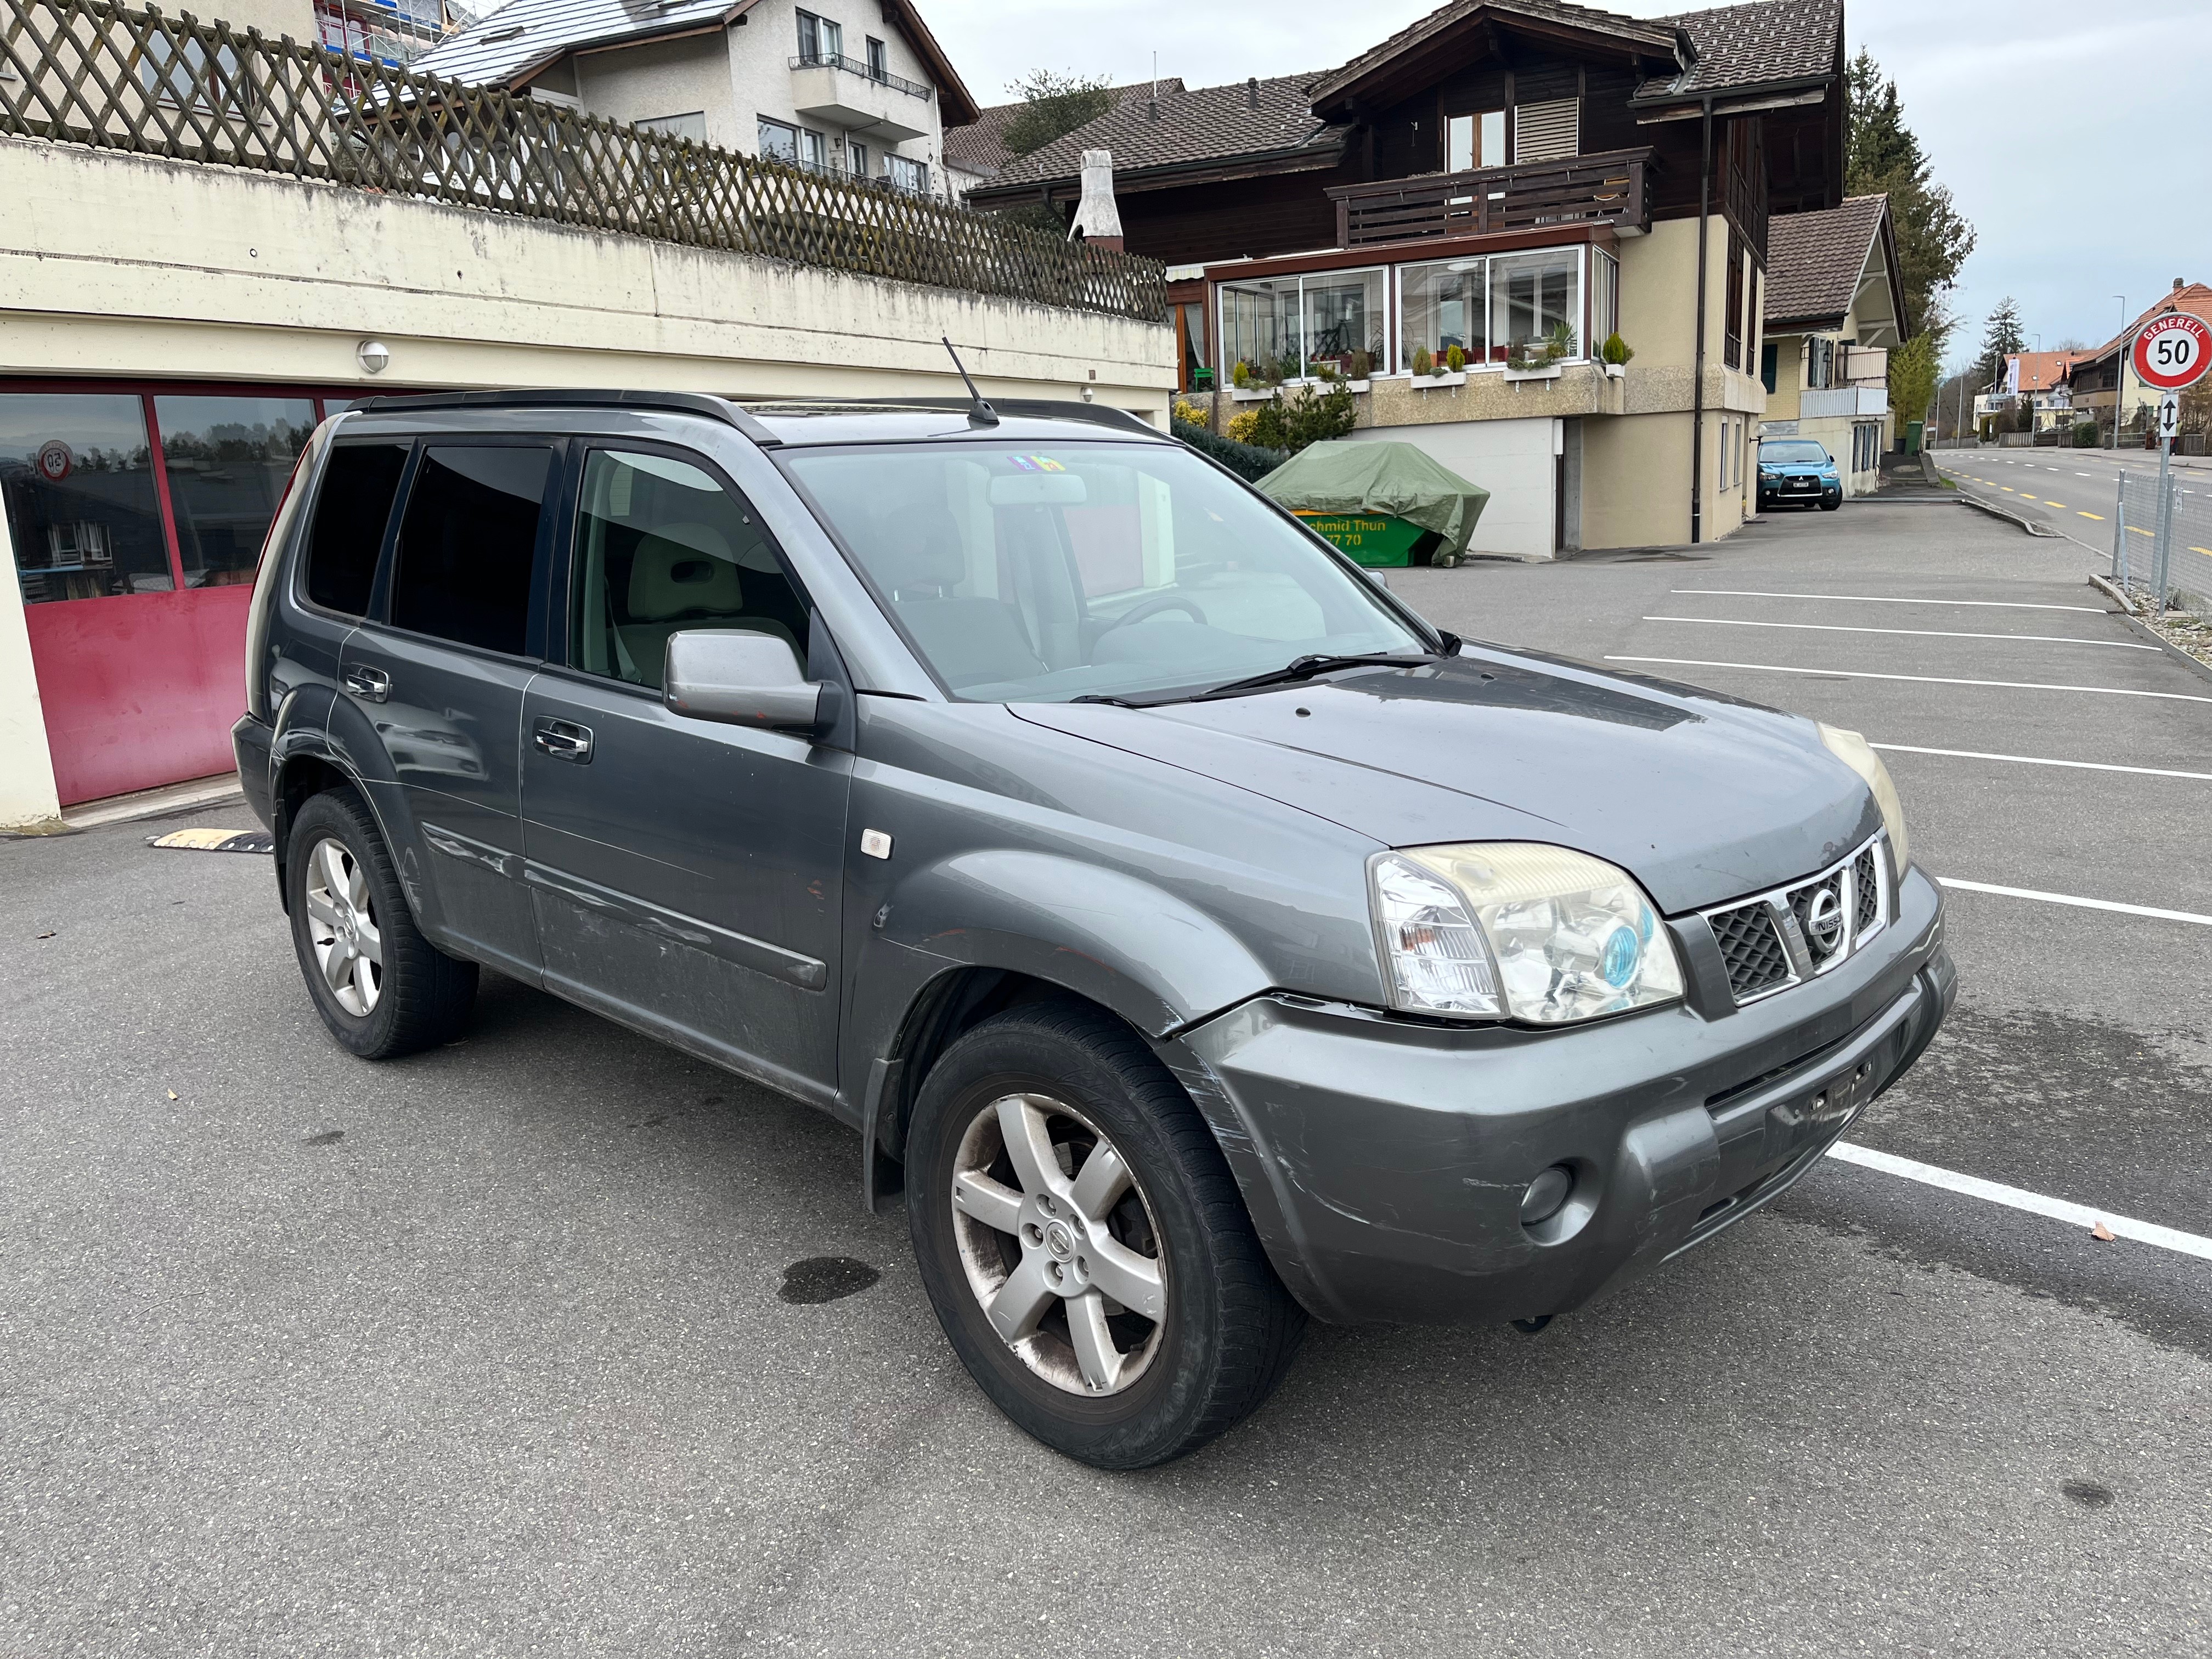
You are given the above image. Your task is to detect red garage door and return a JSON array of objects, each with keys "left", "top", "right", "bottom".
[{"left": 2, "top": 384, "right": 346, "bottom": 805}]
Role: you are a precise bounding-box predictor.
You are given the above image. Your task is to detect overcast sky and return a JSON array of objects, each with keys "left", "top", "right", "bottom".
[{"left": 928, "top": 0, "right": 2204, "bottom": 367}]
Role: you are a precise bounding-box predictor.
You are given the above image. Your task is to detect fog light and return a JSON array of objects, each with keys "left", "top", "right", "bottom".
[{"left": 1521, "top": 1164, "right": 1574, "bottom": 1226}]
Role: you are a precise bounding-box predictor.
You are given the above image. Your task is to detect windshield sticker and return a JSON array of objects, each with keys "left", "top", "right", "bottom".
[{"left": 1007, "top": 454, "right": 1067, "bottom": 473}]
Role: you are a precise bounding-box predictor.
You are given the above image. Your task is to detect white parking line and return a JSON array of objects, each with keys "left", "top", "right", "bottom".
[
  {"left": 1604, "top": 656, "right": 2212, "bottom": 704},
  {"left": 1933, "top": 877, "right": 2212, "bottom": 928},
  {"left": 1643, "top": 616, "right": 2158, "bottom": 651},
  {"left": 1826, "top": 1142, "right": 2212, "bottom": 1262},
  {"left": 1672, "top": 589, "right": 2106, "bottom": 613},
  {"left": 1870, "top": 743, "right": 2212, "bottom": 781}
]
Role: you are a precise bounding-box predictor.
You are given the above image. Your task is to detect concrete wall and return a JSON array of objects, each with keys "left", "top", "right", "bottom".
[
  {"left": 0, "top": 139, "right": 1171, "bottom": 413},
  {"left": 0, "top": 508, "right": 62, "bottom": 831},
  {"left": 1345, "top": 416, "right": 1559, "bottom": 559}
]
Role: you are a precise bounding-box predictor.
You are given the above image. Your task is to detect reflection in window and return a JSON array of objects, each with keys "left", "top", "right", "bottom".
[
  {"left": 1221, "top": 270, "right": 1385, "bottom": 382},
  {"left": 1490, "top": 247, "right": 1581, "bottom": 358},
  {"left": 391, "top": 447, "right": 552, "bottom": 656},
  {"left": 1398, "top": 258, "right": 1488, "bottom": 371},
  {"left": 885, "top": 153, "right": 928, "bottom": 194},
  {"left": 156, "top": 396, "right": 316, "bottom": 589},
  {"left": 757, "top": 117, "right": 800, "bottom": 161},
  {"left": 0, "top": 393, "right": 171, "bottom": 605}
]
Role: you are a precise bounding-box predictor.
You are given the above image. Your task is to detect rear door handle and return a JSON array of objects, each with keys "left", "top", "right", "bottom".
[
  {"left": 343, "top": 665, "right": 391, "bottom": 703},
  {"left": 533, "top": 716, "right": 593, "bottom": 763}
]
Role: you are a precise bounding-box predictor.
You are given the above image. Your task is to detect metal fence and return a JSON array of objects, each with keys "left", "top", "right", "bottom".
[
  {"left": 0, "top": 0, "right": 1167, "bottom": 322},
  {"left": 2111, "top": 467, "right": 2212, "bottom": 617}
]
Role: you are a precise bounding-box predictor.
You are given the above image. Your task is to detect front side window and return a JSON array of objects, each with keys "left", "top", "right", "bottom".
[
  {"left": 757, "top": 116, "right": 799, "bottom": 161},
  {"left": 155, "top": 395, "right": 316, "bottom": 589},
  {"left": 781, "top": 441, "right": 1429, "bottom": 704},
  {"left": 390, "top": 445, "right": 552, "bottom": 656},
  {"left": 569, "top": 449, "right": 809, "bottom": 690},
  {"left": 302, "top": 442, "right": 408, "bottom": 617},
  {"left": 0, "top": 392, "right": 169, "bottom": 604}
]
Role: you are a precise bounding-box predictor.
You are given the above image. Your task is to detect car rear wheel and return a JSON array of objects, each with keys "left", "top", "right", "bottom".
[
  {"left": 286, "top": 788, "right": 477, "bottom": 1060},
  {"left": 906, "top": 1002, "right": 1305, "bottom": 1469}
]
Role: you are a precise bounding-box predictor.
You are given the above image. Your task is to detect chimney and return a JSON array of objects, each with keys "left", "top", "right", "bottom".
[
  {"left": 1247, "top": 76, "right": 1259, "bottom": 108},
  {"left": 1069, "top": 149, "right": 1124, "bottom": 251}
]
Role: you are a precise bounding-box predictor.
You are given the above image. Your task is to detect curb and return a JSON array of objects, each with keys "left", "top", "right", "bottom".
[
  {"left": 2087, "top": 573, "right": 2134, "bottom": 614},
  {"left": 2093, "top": 583, "right": 2212, "bottom": 687},
  {"left": 1957, "top": 494, "right": 2060, "bottom": 537}
]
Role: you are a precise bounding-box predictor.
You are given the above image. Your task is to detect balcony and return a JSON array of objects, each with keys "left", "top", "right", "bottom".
[
  {"left": 789, "top": 53, "right": 932, "bottom": 143},
  {"left": 1801, "top": 386, "right": 1888, "bottom": 419},
  {"left": 1327, "top": 147, "right": 1653, "bottom": 250}
]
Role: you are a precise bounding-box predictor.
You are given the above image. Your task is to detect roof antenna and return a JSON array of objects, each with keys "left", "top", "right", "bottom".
[{"left": 941, "top": 336, "right": 998, "bottom": 426}]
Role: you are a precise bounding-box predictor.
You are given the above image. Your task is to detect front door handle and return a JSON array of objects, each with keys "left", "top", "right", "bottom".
[
  {"left": 533, "top": 716, "right": 593, "bottom": 763},
  {"left": 343, "top": 665, "right": 391, "bottom": 703}
]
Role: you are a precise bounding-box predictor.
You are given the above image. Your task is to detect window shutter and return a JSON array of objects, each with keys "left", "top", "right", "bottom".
[{"left": 1513, "top": 98, "right": 1579, "bottom": 162}]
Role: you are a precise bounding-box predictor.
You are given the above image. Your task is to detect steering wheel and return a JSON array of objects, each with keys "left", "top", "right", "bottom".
[{"left": 1095, "top": 594, "right": 1209, "bottom": 636}]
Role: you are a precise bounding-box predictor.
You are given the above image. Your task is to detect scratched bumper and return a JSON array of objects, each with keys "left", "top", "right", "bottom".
[{"left": 1180, "top": 865, "right": 1954, "bottom": 1328}]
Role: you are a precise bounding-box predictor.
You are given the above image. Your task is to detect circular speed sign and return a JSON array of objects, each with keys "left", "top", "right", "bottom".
[{"left": 2132, "top": 312, "right": 2211, "bottom": 391}]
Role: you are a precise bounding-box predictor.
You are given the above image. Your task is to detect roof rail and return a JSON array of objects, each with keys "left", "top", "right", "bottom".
[
  {"left": 815, "top": 397, "right": 1164, "bottom": 436},
  {"left": 353, "top": 388, "right": 782, "bottom": 447}
]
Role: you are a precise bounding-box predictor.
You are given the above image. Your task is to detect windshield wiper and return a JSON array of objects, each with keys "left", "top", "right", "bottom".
[{"left": 1187, "top": 651, "right": 1444, "bottom": 703}]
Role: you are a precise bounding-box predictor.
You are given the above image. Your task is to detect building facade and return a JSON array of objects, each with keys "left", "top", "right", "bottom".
[{"left": 1758, "top": 193, "right": 1905, "bottom": 495}]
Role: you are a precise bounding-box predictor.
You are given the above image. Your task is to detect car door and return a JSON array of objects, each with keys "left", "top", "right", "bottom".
[
  {"left": 519, "top": 442, "right": 851, "bottom": 1104},
  {"left": 338, "top": 437, "right": 561, "bottom": 983}
]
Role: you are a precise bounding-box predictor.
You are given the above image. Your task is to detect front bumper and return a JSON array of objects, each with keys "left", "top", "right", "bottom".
[
  {"left": 1179, "top": 865, "right": 1953, "bottom": 1327},
  {"left": 1760, "top": 477, "right": 1841, "bottom": 507}
]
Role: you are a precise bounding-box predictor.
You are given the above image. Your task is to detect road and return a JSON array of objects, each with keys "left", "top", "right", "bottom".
[
  {"left": 4, "top": 498, "right": 2210, "bottom": 1656},
  {"left": 1942, "top": 446, "right": 2212, "bottom": 600}
]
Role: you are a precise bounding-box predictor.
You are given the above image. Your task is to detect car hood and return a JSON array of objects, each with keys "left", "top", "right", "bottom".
[
  {"left": 1762, "top": 462, "right": 1835, "bottom": 475},
  {"left": 1011, "top": 646, "right": 1880, "bottom": 915}
]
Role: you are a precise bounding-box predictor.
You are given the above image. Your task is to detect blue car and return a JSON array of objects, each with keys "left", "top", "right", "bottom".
[{"left": 1758, "top": 438, "right": 1842, "bottom": 511}]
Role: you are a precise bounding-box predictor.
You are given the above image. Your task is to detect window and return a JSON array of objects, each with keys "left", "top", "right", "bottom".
[
  {"left": 1489, "top": 247, "right": 1581, "bottom": 359},
  {"left": 849, "top": 140, "right": 868, "bottom": 177},
  {"left": 1723, "top": 232, "right": 1746, "bottom": 370},
  {"left": 639, "top": 112, "right": 707, "bottom": 142},
  {"left": 0, "top": 393, "right": 169, "bottom": 604},
  {"left": 1221, "top": 268, "right": 1385, "bottom": 381},
  {"left": 303, "top": 443, "right": 408, "bottom": 617},
  {"left": 155, "top": 395, "right": 316, "bottom": 589},
  {"left": 798, "top": 128, "right": 827, "bottom": 169},
  {"left": 780, "top": 442, "right": 1426, "bottom": 703},
  {"left": 757, "top": 116, "right": 799, "bottom": 161},
  {"left": 1397, "top": 257, "right": 1487, "bottom": 371},
  {"left": 1760, "top": 341, "right": 1779, "bottom": 395},
  {"left": 390, "top": 445, "right": 552, "bottom": 656},
  {"left": 795, "top": 9, "right": 840, "bottom": 63},
  {"left": 571, "top": 449, "right": 808, "bottom": 689},
  {"left": 1177, "top": 301, "right": 1210, "bottom": 390},
  {"left": 1591, "top": 249, "right": 1618, "bottom": 353},
  {"left": 885, "top": 153, "right": 928, "bottom": 194},
  {"left": 866, "top": 36, "right": 887, "bottom": 80},
  {"left": 1444, "top": 109, "right": 1505, "bottom": 172}
]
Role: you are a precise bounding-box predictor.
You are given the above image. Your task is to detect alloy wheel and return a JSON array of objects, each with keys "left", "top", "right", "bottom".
[
  {"left": 949, "top": 1092, "right": 1167, "bottom": 1396},
  {"left": 302, "top": 836, "right": 383, "bottom": 1017}
]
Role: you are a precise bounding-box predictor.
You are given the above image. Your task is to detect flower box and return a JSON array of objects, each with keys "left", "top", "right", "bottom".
[
  {"left": 1602, "top": 363, "right": 1626, "bottom": 380},
  {"left": 1410, "top": 371, "right": 1468, "bottom": 390},
  {"left": 1229, "top": 384, "right": 1280, "bottom": 402},
  {"left": 1502, "top": 363, "right": 1565, "bottom": 383}
]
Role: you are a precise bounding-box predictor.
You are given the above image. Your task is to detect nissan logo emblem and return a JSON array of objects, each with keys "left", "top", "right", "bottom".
[{"left": 1805, "top": 887, "right": 1845, "bottom": 953}]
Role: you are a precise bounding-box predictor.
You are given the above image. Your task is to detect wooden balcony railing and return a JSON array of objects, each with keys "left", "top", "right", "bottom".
[{"left": 1327, "top": 147, "right": 1653, "bottom": 249}]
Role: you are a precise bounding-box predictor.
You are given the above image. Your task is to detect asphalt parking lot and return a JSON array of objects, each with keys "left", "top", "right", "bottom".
[{"left": 6, "top": 498, "right": 2211, "bottom": 1656}]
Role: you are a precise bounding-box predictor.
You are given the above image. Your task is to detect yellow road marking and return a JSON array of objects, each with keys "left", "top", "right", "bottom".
[
  {"left": 2019, "top": 496, "right": 2039, "bottom": 503},
  {"left": 2194, "top": 547, "right": 2212, "bottom": 558},
  {"left": 2046, "top": 501, "right": 2067, "bottom": 509},
  {"left": 2078, "top": 511, "right": 2104, "bottom": 520},
  {"left": 2128, "top": 526, "right": 2153, "bottom": 537},
  {"left": 2001, "top": 487, "right": 2016, "bottom": 493}
]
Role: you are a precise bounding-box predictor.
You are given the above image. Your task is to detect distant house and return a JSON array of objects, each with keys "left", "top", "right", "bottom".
[
  {"left": 412, "top": 0, "right": 978, "bottom": 200},
  {"left": 944, "top": 80, "right": 1186, "bottom": 204},
  {"left": 2064, "top": 281, "right": 2212, "bottom": 446},
  {"left": 961, "top": 0, "right": 1852, "bottom": 557},
  {"left": 1760, "top": 193, "right": 1907, "bottom": 495},
  {"left": 1983, "top": 351, "right": 2086, "bottom": 437}
]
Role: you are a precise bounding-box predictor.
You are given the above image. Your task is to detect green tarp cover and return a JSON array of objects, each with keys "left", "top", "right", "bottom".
[{"left": 1256, "top": 440, "right": 1491, "bottom": 560}]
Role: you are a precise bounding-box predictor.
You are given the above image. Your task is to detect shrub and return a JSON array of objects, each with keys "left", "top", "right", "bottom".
[
  {"left": 1231, "top": 359, "right": 1252, "bottom": 390},
  {"left": 1444, "top": 343, "right": 1466, "bottom": 373},
  {"left": 1601, "top": 331, "right": 1635, "bottom": 366},
  {"left": 1225, "top": 408, "right": 1261, "bottom": 444},
  {"left": 1173, "top": 416, "right": 1288, "bottom": 483},
  {"left": 1172, "top": 396, "right": 1210, "bottom": 428},
  {"left": 1412, "top": 345, "right": 1434, "bottom": 377},
  {"left": 1544, "top": 321, "right": 1577, "bottom": 362},
  {"left": 1246, "top": 382, "right": 1358, "bottom": 454},
  {"left": 1348, "top": 349, "right": 1373, "bottom": 380},
  {"left": 2074, "top": 422, "right": 2101, "bottom": 448}
]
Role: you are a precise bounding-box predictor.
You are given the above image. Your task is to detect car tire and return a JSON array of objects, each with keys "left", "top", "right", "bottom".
[
  {"left": 1820, "top": 498, "right": 1841, "bottom": 511},
  {"left": 906, "top": 1001, "right": 1306, "bottom": 1469},
  {"left": 286, "top": 787, "right": 477, "bottom": 1060}
]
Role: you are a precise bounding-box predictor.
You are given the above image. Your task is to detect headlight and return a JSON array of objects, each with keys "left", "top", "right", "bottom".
[
  {"left": 1368, "top": 843, "right": 1684, "bottom": 1024},
  {"left": 1819, "top": 723, "right": 1910, "bottom": 873}
]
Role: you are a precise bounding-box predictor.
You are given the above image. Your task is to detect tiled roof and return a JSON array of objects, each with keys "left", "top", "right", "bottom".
[
  {"left": 1634, "top": 0, "right": 1842, "bottom": 103},
  {"left": 946, "top": 80, "right": 1184, "bottom": 180},
  {"left": 1311, "top": 0, "right": 1678, "bottom": 109},
  {"left": 975, "top": 72, "right": 1342, "bottom": 194},
  {"left": 1765, "top": 195, "right": 1887, "bottom": 328},
  {"left": 2007, "top": 351, "right": 2085, "bottom": 394},
  {"left": 413, "top": 0, "right": 739, "bottom": 88}
]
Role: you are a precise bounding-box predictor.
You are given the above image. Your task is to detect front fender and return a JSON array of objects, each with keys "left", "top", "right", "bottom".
[{"left": 880, "top": 849, "right": 1276, "bottom": 1037}]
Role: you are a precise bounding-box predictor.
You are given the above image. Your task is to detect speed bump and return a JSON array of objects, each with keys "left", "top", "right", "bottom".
[{"left": 146, "top": 827, "right": 274, "bottom": 854}]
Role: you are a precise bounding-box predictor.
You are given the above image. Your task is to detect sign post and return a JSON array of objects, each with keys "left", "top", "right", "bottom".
[{"left": 2130, "top": 313, "right": 2211, "bottom": 611}]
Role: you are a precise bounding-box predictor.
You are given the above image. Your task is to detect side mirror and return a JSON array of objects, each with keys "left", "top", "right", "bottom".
[{"left": 664, "top": 629, "right": 824, "bottom": 733}]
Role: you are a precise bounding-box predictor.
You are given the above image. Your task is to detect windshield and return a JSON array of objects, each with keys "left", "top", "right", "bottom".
[
  {"left": 1760, "top": 441, "right": 1831, "bottom": 466},
  {"left": 780, "top": 440, "right": 1431, "bottom": 702}
]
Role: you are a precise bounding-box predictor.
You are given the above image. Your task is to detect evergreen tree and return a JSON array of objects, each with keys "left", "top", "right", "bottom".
[
  {"left": 1846, "top": 49, "right": 1976, "bottom": 351},
  {"left": 1978, "top": 298, "right": 2025, "bottom": 388},
  {"left": 1001, "top": 70, "right": 1117, "bottom": 160}
]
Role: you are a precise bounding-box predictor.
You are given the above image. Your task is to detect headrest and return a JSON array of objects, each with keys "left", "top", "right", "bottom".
[
  {"left": 628, "top": 523, "right": 742, "bottom": 620},
  {"left": 864, "top": 501, "right": 968, "bottom": 595}
]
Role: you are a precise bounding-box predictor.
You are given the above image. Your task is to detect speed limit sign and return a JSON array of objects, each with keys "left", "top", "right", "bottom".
[{"left": 2132, "top": 312, "right": 2210, "bottom": 391}]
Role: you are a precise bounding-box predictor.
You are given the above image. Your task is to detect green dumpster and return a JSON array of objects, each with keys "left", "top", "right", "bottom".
[
  {"left": 1257, "top": 440, "right": 1490, "bottom": 567},
  {"left": 1291, "top": 510, "right": 1431, "bottom": 568}
]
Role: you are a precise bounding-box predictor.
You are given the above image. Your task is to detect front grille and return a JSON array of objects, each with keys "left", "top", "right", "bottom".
[
  {"left": 1709, "top": 901, "right": 1792, "bottom": 1000},
  {"left": 1788, "top": 868, "right": 1849, "bottom": 967},
  {"left": 1853, "top": 848, "right": 1881, "bottom": 933}
]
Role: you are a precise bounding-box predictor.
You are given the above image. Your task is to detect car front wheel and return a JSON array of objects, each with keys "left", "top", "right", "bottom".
[{"left": 906, "top": 1002, "right": 1305, "bottom": 1469}]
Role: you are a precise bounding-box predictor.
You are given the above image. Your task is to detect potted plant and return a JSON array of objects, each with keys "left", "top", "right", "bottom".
[{"left": 1600, "top": 332, "right": 1633, "bottom": 379}]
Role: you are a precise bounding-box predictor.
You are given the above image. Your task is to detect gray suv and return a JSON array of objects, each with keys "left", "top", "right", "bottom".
[{"left": 233, "top": 391, "right": 1954, "bottom": 1468}]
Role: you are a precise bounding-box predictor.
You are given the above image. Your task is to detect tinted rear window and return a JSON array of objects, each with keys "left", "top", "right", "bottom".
[
  {"left": 390, "top": 445, "right": 554, "bottom": 656},
  {"left": 302, "top": 443, "right": 409, "bottom": 615}
]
